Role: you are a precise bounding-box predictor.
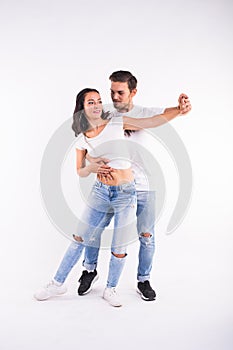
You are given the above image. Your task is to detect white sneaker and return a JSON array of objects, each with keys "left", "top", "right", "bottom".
[
  {"left": 103, "top": 287, "right": 122, "bottom": 307},
  {"left": 34, "top": 280, "right": 67, "bottom": 301}
]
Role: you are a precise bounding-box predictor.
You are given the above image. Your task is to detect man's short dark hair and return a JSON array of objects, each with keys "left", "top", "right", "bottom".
[{"left": 109, "top": 70, "right": 137, "bottom": 91}]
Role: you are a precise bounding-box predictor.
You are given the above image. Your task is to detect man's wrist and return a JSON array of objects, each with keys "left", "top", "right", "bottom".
[{"left": 176, "top": 105, "right": 182, "bottom": 115}]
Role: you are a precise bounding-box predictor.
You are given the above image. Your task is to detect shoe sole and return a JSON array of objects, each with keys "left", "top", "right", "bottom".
[
  {"left": 34, "top": 288, "right": 67, "bottom": 301},
  {"left": 102, "top": 296, "right": 122, "bottom": 307},
  {"left": 78, "top": 275, "right": 99, "bottom": 295},
  {"left": 137, "top": 288, "right": 156, "bottom": 301}
]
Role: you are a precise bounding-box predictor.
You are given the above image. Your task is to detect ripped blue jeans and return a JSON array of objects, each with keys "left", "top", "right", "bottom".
[{"left": 54, "top": 180, "right": 137, "bottom": 288}]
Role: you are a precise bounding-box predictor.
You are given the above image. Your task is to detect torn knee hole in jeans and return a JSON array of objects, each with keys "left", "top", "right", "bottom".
[
  {"left": 73, "top": 234, "right": 84, "bottom": 243},
  {"left": 111, "top": 252, "right": 127, "bottom": 258},
  {"left": 140, "top": 232, "right": 152, "bottom": 238}
]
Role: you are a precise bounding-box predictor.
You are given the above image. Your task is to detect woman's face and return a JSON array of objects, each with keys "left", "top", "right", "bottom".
[{"left": 83, "top": 91, "right": 103, "bottom": 122}]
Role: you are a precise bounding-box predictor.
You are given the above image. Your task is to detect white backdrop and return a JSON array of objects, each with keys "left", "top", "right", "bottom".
[{"left": 0, "top": 0, "right": 233, "bottom": 349}]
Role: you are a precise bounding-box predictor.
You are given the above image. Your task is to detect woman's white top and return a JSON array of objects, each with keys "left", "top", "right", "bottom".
[{"left": 75, "top": 116, "right": 131, "bottom": 169}]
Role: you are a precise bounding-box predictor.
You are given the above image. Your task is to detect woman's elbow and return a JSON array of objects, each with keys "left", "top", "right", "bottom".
[
  {"left": 77, "top": 168, "right": 89, "bottom": 177},
  {"left": 77, "top": 168, "right": 83, "bottom": 177}
]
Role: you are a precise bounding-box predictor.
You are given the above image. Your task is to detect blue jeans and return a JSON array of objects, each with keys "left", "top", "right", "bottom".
[
  {"left": 83, "top": 191, "right": 156, "bottom": 282},
  {"left": 54, "top": 180, "right": 136, "bottom": 288}
]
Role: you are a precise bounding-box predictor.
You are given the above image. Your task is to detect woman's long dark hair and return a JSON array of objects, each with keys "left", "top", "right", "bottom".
[{"left": 72, "top": 88, "right": 109, "bottom": 136}]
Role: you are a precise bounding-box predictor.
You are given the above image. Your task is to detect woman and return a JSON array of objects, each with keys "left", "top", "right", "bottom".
[
  {"left": 72, "top": 88, "right": 138, "bottom": 307},
  {"left": 34, "top": 88, "right": 181, "bottom": 307}
]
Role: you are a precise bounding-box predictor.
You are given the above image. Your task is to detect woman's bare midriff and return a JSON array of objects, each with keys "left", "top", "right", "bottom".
[{"left": 97, "top": 168, "right": 134, "bottom": 186}]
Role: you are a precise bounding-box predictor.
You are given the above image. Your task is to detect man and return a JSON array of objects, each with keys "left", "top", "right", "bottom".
[{"left": 77, "top": 70, "right": 191, "bottom": 301}]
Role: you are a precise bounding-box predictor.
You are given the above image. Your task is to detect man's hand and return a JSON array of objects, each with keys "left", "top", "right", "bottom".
[{"left": 178, "top": 93, "right": 192, "bottom": 115}]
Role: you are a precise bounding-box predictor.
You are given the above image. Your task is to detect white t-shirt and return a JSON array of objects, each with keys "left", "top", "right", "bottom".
[
  {"left": 111, "top": 105, "right": 165, "bottom": 191},
  {"left": 75, "top": 116, "right": 132, "bottom": 169}
]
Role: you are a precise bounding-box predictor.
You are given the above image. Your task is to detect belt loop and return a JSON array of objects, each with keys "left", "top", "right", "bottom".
[{"left": 96, "top": 180, "right": 102, "bottom": 188}]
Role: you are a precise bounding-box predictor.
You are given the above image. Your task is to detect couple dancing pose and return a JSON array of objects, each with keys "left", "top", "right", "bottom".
[{"left": 34, "top": 71, "right": 191, "bottom": 307}]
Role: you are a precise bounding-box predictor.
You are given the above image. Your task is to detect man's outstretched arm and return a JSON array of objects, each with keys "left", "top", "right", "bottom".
[{"left": 164, "top": 93, "right": 192, "bottom": 115}]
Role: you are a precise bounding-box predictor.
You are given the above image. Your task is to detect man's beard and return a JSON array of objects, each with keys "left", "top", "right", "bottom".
[{"left": 113, "top": 101, "right": 130, "bottom": 112}]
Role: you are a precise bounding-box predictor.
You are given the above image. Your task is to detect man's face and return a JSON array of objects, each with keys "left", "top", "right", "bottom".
[{"left": 110, "top": 81, "right": 137, "bottom": 112}]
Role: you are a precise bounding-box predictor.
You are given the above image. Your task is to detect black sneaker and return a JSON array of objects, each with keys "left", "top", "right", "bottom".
[
  {"left": 77, "top": 270, "right": 99, "bottom": 295},
  {"left": 137, "top": 280, "right": 156, "bottom": 301}
]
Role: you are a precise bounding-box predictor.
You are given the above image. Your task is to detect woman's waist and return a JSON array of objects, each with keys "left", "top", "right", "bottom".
[
  {"left": 97, "top": 168, "right": 134, "bottom": 186},
  {"left": 94, "top": 178, "right": 135, "bottom": 190}
]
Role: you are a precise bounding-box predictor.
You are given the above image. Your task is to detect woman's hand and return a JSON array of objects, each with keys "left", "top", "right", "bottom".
[
  {"left": 87, "top": 162, "right": 114, "bottom": 175},
  {"left": 86, "top": 154, "right": 109, "bottom": 164},
  {"left": 85, "top": 155, "right": 115, "bottom": 179}
]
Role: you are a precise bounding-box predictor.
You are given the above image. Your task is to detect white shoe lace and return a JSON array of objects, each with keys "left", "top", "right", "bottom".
[
  {"left": 109, "top": 288, "right": 117, "bottom": 297},
  {"left": 45, "top": 281, "right": 54, "bottom": 289}
]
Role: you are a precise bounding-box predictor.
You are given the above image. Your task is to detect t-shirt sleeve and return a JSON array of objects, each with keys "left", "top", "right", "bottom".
[
  {"left": 142, "top": 107, "right": 165, "bottom": 117},
  {"left": 75, "top": 134, "right": 86, "bottom": 150},
  {"left": 111, "top": 115, "right": 123, "bottom": 125}
]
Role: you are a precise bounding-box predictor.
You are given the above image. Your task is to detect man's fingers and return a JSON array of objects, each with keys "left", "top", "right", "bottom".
[
  {"left": 98, "top": 170, "right": 112, "bottom": 175},
  {"left": 105, "top": 174, "right": 114, "bottom": 181},
  {"left": 98, "top": 173, "right": 114, "bottom": 182},
  {"left": 97, "top": 166, "right": 115, "bottom": 175}
]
